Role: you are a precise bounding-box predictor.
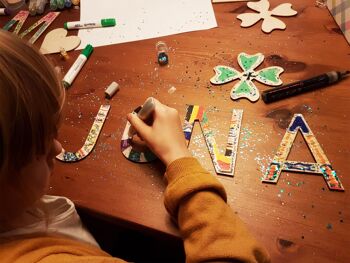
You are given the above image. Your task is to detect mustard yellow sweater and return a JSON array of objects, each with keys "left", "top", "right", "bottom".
[{"left": 0, "top": 157, "right": 270, "bottom": 263}]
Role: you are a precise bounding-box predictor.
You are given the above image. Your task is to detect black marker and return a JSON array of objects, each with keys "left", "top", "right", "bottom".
[{"left": 262, "top": 71, "right": 350, "bottom": 103}]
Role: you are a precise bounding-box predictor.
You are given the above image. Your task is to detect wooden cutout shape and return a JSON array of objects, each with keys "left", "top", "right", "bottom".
[
  {"left": 2, "top": 10, "right": 29, "bottom": 34},
  {"left": 40, "top": 28, "right": 81, "bottom": 54},
  {"left": 184, "top": 105, "right": 243, "bottom": 176},
  {"left": 56, "top": 105, "right": 110, "bottom": 162},
  {"left": 262, "top": 114, "right": 344, "bottom": 191},
  {"left": 19, "top": 12, "right": 60, "bottom": 44},
  {"left": 237, "top": 0, "right": 297, "bottom": 33},
  {"left": 210, "top": 52, "right": 284, "bottom": 102}
]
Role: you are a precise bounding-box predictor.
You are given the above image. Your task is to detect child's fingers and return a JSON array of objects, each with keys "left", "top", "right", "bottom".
[{"left": 127, "top": 113, "right": 152, "bottom": 141}]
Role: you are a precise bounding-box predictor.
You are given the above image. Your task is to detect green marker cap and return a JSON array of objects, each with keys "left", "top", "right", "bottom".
[
  {"left": 101, "top": 18, "right": 116, "bottom": 27},
  {"left": 63, "top": 22, "right": 68, "bottom": 29},
  {"left": 82, "top": 44, "right": 93, "bottom": 58}
]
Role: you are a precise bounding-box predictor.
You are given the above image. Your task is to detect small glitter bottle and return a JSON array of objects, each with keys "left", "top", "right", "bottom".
[{"left": 156, "top": 41, "right": 168, "bottom": 65}]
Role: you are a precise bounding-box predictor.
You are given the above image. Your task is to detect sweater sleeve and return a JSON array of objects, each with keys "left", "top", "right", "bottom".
[{"left": 164, "top": 157, "right": 270, "bottom": 263}]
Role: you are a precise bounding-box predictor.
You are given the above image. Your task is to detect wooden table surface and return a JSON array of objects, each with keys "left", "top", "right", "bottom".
[{"left": 2, "top": 0, "right": 349, "bottom": 261}]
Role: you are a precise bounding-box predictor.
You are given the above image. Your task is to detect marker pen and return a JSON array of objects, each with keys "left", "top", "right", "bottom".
[
  {"left": 261, "top": 71, "right": 350, "bottom": 103},
  {"left": 63, "top": 44, "right": 93, "bottom": 88},
  {"left": 64, "top": 18, "right": 116, "bottom": 30},
  {"left": 128, "top": 97, "right": 155, "bottom": 137},
  {"left": 0, "top": 8, "right": 9, "bottom": 15}
]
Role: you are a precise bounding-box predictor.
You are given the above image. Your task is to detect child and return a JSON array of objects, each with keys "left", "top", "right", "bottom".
[{"left": 0, "top": 30, "right": 270, "bottom": 262}]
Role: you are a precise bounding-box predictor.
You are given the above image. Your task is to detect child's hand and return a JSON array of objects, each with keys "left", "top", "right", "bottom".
[{"left": 127, "top": 99, "right": 191, "bottom": 166}]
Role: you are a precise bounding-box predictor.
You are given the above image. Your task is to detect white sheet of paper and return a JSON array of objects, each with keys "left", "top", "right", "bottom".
[{"left": 77, "top": 0, "right": 217, "bottom": 49}]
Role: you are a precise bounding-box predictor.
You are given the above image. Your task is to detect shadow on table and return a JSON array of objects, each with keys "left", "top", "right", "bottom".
[{"left": 78, "top": 207, "right": 185, "bottom": 263}]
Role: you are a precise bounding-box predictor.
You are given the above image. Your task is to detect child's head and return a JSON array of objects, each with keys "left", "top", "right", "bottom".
[{"left": 0, "top": 31, "right": 65, "bottom": 222}]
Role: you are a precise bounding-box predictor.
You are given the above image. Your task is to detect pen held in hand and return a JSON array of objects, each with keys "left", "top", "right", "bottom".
[{"left": 128, "top": 97, "right": 156, "bottom": 138}]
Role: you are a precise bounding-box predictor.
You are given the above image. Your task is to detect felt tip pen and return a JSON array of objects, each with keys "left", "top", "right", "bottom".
[
  {"left": 0, "top": 8, "right": 9, "bottom": 15},
  {"left": 128, "top": 97, "right": 156, "bottom": 137},
  {"left": 63, "top": 44, "right": 93, "bottom": 88},
  {"left": 64, "top": 18, "right": 116, "bottom": 30},
  {"left": 262, "top": 71, "right": 350, "bottom": 103}
]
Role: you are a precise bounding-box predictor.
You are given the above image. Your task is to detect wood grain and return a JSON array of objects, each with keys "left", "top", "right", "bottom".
[{"left": 1, "top": 1, "right": 349, "bottom": 261}]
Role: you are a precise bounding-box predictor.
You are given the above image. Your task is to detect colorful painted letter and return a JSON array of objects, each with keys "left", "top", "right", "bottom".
[
  {"left": 56, "top": 105, "right": 110, "bottom": 162},
  {"left": 2, "top": 10, "right": 29, "bottom": 34},
  {"left": 262, "top": 114, "right": 344, "bottom": 191},
  {"left": 19, "top": 12, "right": 60, "bottom": 44},
  {"left": 184, "top": 105, "right": 243, "bottom": 176}
]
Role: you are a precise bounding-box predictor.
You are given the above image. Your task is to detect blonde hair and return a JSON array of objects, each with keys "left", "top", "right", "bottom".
[{"left": 0, "top": 31, "right": 65, "bottom": 178}]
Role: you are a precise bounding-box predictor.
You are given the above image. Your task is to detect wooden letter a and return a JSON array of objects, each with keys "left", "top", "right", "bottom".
[{"left": 263, "top": 114, "right": 344, "bottom": 191}]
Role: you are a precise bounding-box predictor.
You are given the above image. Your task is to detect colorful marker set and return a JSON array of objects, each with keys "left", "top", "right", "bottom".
[{"left": 50, "top": 0, "right": 74, "bottom": 10}]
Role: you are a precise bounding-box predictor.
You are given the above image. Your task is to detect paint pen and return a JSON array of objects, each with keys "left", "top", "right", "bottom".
[
  {"left": 0, "top": 8, "right": 10, "bottom": 16},
  {"left": 64, "top": 18, "right": 116, "bottom": 30},
  {"left": 63, "top": 44, "right": 93, "bottom": 88},
  {"left": 128, "top": 97, "right": 156, "bottom": 137},
  {"left": 0, "top": 8, "right": 9, "bottom": 15},
  {"left": 262, "top": 71, "right": 350, "bottom": 103}
]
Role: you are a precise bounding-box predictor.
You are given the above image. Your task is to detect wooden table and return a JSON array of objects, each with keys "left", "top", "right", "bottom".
[{"left": 2, "top": 0, "right": 349, "bottom": 261}]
